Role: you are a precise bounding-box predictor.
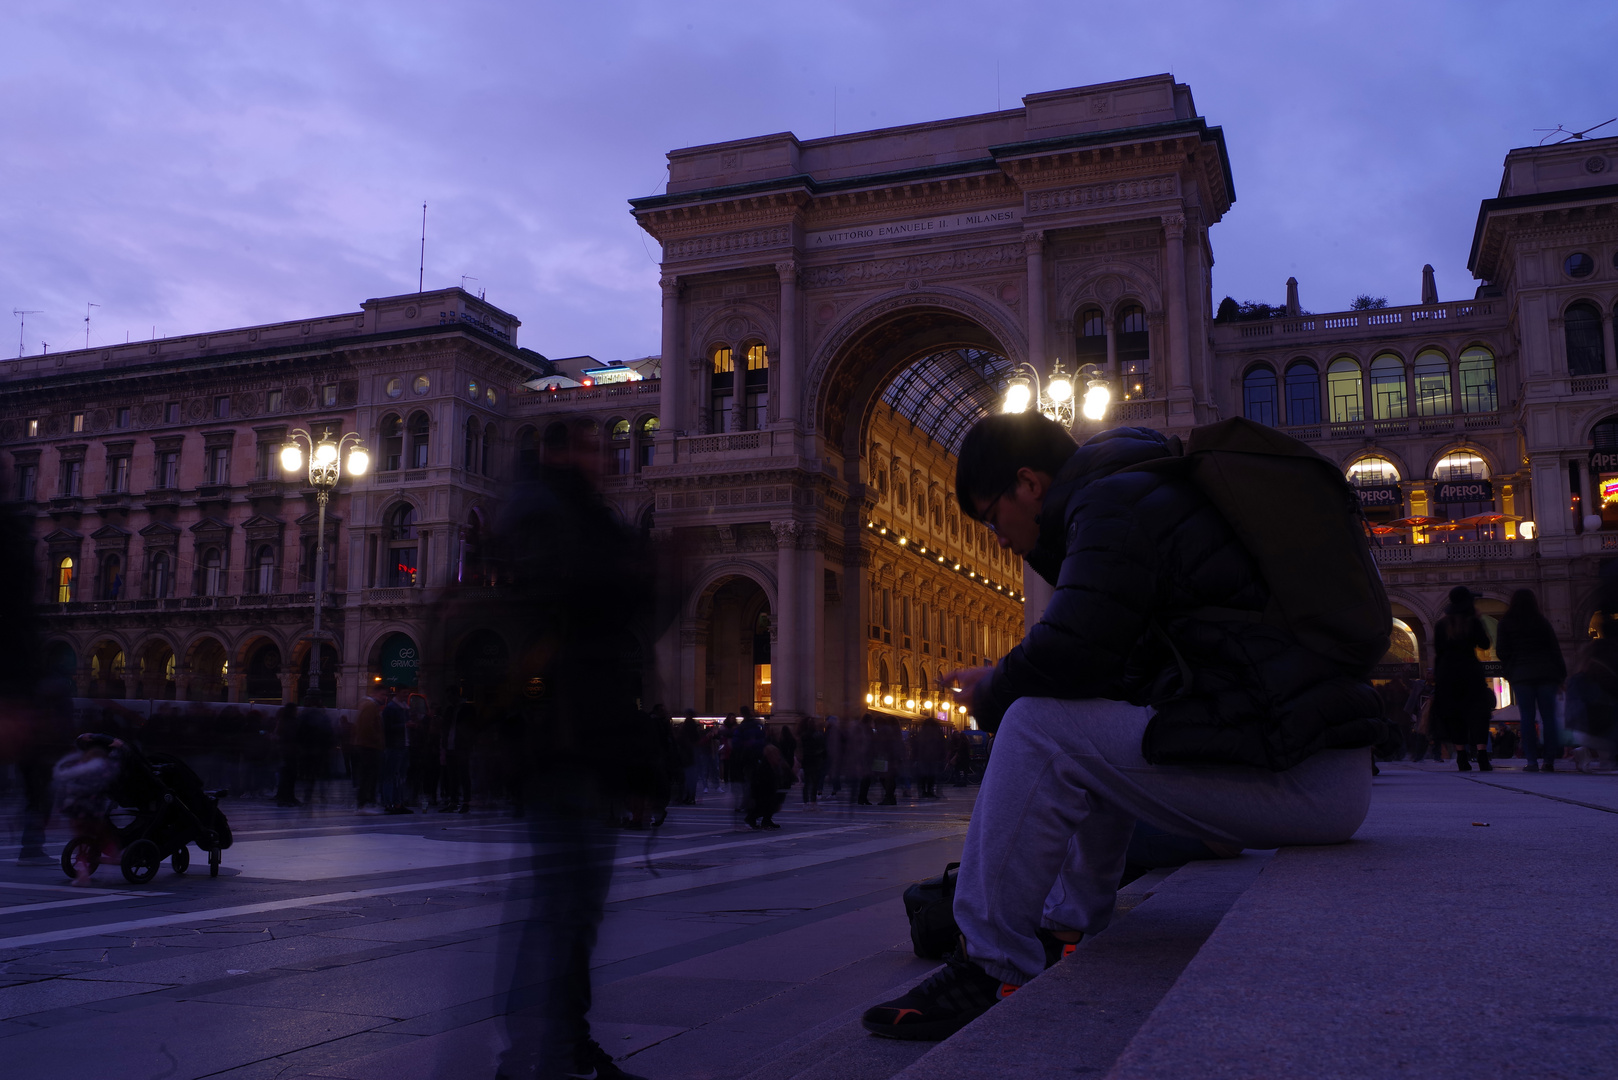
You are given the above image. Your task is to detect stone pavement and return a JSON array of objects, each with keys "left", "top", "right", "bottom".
[{"left": 3, "top": 762, "right": 1615, "bottom": 1079}]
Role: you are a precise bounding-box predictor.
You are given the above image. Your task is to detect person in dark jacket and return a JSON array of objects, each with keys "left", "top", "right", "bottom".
[
  {"left": 1496, "top": 588, "right": 1567, "bottom": 771},
  {"left": 862, "top": 413, "right": 1383, "bottom": 1043},
  {"left": 1429, "top": 586, "right": 1496, "bottom": 771}
]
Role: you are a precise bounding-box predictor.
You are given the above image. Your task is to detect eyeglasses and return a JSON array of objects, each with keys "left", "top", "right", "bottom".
[{"left": 977, "top": 479, "right": 1019, "bottom": 535}]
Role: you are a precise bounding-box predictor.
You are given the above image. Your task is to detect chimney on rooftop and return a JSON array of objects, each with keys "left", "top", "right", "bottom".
[
  {"left": 1421, "top": 264, "right": 1438, "bottom": 306},
  {"left": 1285, "top": 277, "right": 1300, "bottom": 317}
]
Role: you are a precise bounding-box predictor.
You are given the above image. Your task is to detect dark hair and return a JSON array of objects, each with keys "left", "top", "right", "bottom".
[
  {"left": 1444, "top": 585, "right": 1477, "bottom": 615},
  {"left": 1505, "top": 588, "right": 1541, "bottom": 621},
  {"left": 954, "top": 412, "right": 1078, "bottom": 520}
]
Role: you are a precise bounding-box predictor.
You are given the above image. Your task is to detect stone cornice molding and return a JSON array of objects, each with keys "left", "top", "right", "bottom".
[
  {"left": 663, "top": 224, "right": 795, "bottom": 263},
  {"left": 1025, "top": 174, "right": 1179, "bottom": 216},
  {"left": 636, "top": 194, "right": 809, "bottom": 243}
]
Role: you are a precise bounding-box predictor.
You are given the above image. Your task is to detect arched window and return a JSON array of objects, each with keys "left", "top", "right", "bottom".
[
  {"left": 1566, "top": 302, "right": 1606, "bottom": 376},
  {"left": 899, "top": 663, "right": 911, "bottom": 697},
  {"left": 608, "top": 419, "right": 632, "bottom": 476},
  {"left": 460, "top": 509, "right": 488, "bottom": 586},
  {"left": 381, "top": 414, "right": 404, "bottom": 472},
  {"left": 1242, "top": 364, "right": 1279, "bottom": 426},
  {"left": 1075, "top": 306, "right": 1106, "bottom": 365},
  {"left": 744, "top": 343, "right": 769, "bottom": 429},
  {"left": 151, "top": 552, "right": 171, "bottom": 599},
  {"left": 1458, "top": 347, "right": 1498, "bottom": 413},
  {"left": 482, "top": 423, "right": 495, "bottom": 476},
  {"left": 464, "top": 417, "right": 480, "bottom": 469},
  {"left": 878, "top": 657, "right": 890, "bottom": 691},
  {"left": 1369, "top": 354, "right": 1407, "bottom": 420},
  {"left": 1413, "top": 350, "right": 1452, "bottom": 416},
  {"left": 516, "top": 426, "right": 539, "bottom": 479},
  {"left": 1117, "top": 304, "right": 1149, "bottom": 392},
  {"left": 1348, "top": 456, "right": 1400, "bottom": 487},
  {"left": 1284, "top": 360, "right": 1321, "bottom": 425},
  {"left": 710, "top": 345, "right": 735, "bottom": 433},
  {"left": 254, "top": 544, "right": 275, "bottom": 595},
  {"left": 200, "top": 547, "right": 223, "bottom": 597},
  {"left": 407, "top": 412, "right": 430, "bottom": 469},
  {"left": 639, "top": 416, "right": 659, "bottom": 469},
  {"left": 1432, "top": 450, "right": 1495, "bottom": 540},
  {"left": 387, "top": 504, "right": 418, "bottom": 588},
  {"left": 1326, "top": 358, "right": 1363, "bottom": 423},
  {"left": 101, "top": 554, "right": 123, "bottom": 601}
]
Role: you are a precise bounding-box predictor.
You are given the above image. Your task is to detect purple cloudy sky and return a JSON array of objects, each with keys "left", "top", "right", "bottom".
[{"left": 3, "top": 1, "right": 1613, "bottom": 363}]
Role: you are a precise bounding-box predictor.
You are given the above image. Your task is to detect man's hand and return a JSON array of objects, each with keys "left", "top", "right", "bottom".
[{"left": 943, "top": 667, "right": 994, "bottom": 717}]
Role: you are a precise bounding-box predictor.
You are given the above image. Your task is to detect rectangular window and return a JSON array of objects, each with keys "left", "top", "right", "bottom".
[
  {"left": 165, "top": 402, "right": 180, "bottom": 424},
  {"left": 214, "top": 396, "right": 230, "bottom": 419},
  {"left": 27, "top": 419, "right": 39, "bottom": 437},
  {"left": 110, "top": 456, "right": 130, "bottom": 493},
  {"left": 62, "top": 460, "right": 83, "bottom": 496},
  {"left": 157, "top": 451, "right": 179, "bottom": 489},
  {"left": 267, "top": 389, "right": 283, "bottom": 413},
  {"left": 388, "top": 547, "right": 418, "bottom": 588},
  {"left": 71, "top": 413, "right": 85, "bottom": 433},
  {"left": 115, "top": 407, "right": 130, "bottom": 429},
  {"left": 745, "top": 391, "right": 768, "bottom": 430},
  {"left": 322, "top": 384, "right": 338, "bottom": 408},
  {"left": 255, "top": 443, "right": 275, "bottom": 480},
  {"left": 17, "top": 465, "right": 37, "bottom": 501},
  {"left": 710, "top": 391, "right": 734, "bottom": 434},
  {"left": 206, "top": 447, "right": 230, "bottom": 485}
]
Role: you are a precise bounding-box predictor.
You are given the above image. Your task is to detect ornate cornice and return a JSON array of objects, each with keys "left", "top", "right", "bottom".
[{"left": 1025, "top": 174, "right": 1179, "bottom": 215}]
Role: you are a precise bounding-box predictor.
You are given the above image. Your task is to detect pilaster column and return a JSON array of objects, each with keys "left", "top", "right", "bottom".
[
  {"left": 1602, "top": 309, "right": 1617, "bottom": 377},
  {"left": 771, "top": 520, "right": 802, "bottom": 718},
  {"left": 1024, "top": 231, "right": 1047, "bottom": 368},
  {"left": 733, "top": 336, "right": 748, "bottom": 431},
  {"left": 1161, "top": 213, "right": 1193, "bottom": 404},
  {"left": 776, "top": 260, "right": 799, "bottom": 426},
  {"left": 658, "top": 274, "right": 684, "bottom": 435}
]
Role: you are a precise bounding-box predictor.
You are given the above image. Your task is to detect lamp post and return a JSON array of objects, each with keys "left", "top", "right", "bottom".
[
  {"left": 280, "top": 428, "right": 369, "bottom": 704},
  {"left": 1001, "top": 359, "right": 1112, "bottom": 427}
]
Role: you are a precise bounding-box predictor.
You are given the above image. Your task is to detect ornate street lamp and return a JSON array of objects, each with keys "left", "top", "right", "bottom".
[
  {"left": 280, "top": 428, "right": 369, "bottom": 704},
  {"left": 1001, "top": 359, "right": 1112, "bottom": 427}
]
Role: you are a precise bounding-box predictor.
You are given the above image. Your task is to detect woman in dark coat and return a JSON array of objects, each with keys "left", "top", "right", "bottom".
[
  {"left": 1495, "top": 588, "right": 1567, "bottom": 771},
  {"left": 1429, "top": 586, "right": 1496, "bottom": 771}
]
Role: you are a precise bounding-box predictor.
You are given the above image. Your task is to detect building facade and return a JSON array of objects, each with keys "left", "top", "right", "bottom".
[{"left": 7, "top": 76, "right": 1617, "bottom": 720}]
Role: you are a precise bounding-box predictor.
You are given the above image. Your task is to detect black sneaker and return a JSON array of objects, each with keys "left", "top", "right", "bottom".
[
  {"left": 1036, "top": 927, "right": 1082, "bottom": 969},
  {"left": 861, "top": 952, "right": 1016, "bottom": 1041}
]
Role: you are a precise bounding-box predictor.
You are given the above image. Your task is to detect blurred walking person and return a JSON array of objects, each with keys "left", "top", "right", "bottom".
[
  {"left": 1497, "top": 588, "right": 1567, "bottom": 772},
  {"left": 381, "top": 687, "right": 411, "bottom": 814},
  {"left": 798, "top": 716, "right": 827, "bottom": 807},
  {"left": 1430, "top": 586, "right": 1496, "bottom": 771},
  {"left": 353, "top": 686, "right": 384, "bottom": 813}
]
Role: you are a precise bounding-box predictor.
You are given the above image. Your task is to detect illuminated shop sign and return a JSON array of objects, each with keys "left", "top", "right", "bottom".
[
  {"left": 1590, "top": 449, "right": 1618, "bottom": 472},
  {"left": 1356, "top": 485, "right": 1402, "bottom": 508},
  {"left": 1433, "top": 480, "right": 1493, "bottom": 505}
]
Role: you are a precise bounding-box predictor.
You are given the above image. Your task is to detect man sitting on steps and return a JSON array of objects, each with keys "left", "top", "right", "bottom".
[{"left": 862, "top": 412, "right": 1389, "bottom": 1041}]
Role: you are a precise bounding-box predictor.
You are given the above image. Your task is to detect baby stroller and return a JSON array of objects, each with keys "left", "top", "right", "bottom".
[{"left": 60, "top": 734, "right": 234, "bottom": 885}]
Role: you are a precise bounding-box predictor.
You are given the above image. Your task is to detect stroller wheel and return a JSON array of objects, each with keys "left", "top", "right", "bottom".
[
  {"left": 60, "top": 837, "right": 101, "bottom": 881},
  {"left": 171, "top": 846, "right": 190, "bottom": 875},
  {"left": 209, "top": 847, "right": 221, "bottom": 878},
  {"left": 120, "top": 840, "right": 162, "bottom": 886}
]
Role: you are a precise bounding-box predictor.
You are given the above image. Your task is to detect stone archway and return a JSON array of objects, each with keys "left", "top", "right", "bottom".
[{"left": 695, "top": 574, "right": 772, "bottom": 716}]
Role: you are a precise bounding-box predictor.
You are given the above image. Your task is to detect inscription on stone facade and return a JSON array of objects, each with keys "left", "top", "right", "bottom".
[
  {"left": 807, "top": 208, "right": 1021, "bottom": 250},
  {"left": 801, "top": 243, "right": 1025, "bottom": 289}
]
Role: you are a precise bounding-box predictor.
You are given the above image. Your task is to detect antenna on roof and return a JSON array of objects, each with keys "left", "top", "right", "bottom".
[
  {"left": 1535, "top": 119, "right": 1617, "bottom": 145},
  {"left": 85, "top": 302, "right": 100, "bottom": 349},
  {"left": 418, "top": 203, "right": 427, "bottom": 293},
  {"left": 461, "top": 275, "right": 478, "bottom": 293},
  {"left": 12, "top": 309, "right": 41, "bottom": 359}
]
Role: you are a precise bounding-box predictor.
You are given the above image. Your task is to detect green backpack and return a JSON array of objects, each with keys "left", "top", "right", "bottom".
[{"left": 1143, "top": 417, "right": 1392, "bottom": 675}]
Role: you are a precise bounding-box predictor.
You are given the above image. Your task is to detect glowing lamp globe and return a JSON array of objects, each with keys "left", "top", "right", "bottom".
[
  {"left": 346, "top": 448, "right": 370, "bottom": 476},
  {"left": 280, "top": 444, "right": 303, "bottom": 473},
  {"left": 315, "top": 441, "right": 338, "bottom": 465}
]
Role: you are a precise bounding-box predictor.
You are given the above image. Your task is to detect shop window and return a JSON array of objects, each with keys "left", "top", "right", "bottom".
[
  {"left": 710, "top": 346, "right": 734, "bottom": 433},
  {"left": 381, "top": 414, "right": 404, "bottom": 471},
  {"left": 1284, "top": 360, "right": 1321, "bottom": 425},
  {"left": 1431, "top": 451, "right": 1497, "bottom": 541},
  {"left": 1326, "top": 358, "right": 1363, "bottom": 423},
  {"left": 1369, "top": 354, "right": 1407, "bottom": 420},
  {"left": 408, "top": 412, "right": 430, "bottom": 468},
  {"left": 609, "top": 419, "right": 632, "bottom": 475},
  {"left": 1242, "top": 364, "right": 1279, "bottom": 427},
  {"left": 1412, "top": 350, "right": 1452, "bottom": 416},
  {"left": 1590, "top": 416, "right": 1618, "bottom": 531},
  {"left": 1565, "top": 303, "right": 1605, "bottom": 377},
  {"left": 1458, "top": 347, "right": 1498, "bottom": 413},
  {"left": 1349, "top": 456, "right": 1404, "bottom": 533}
]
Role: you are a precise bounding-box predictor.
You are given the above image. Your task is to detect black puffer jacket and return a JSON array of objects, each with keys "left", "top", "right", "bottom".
[{"left": 978, "top": 427, "right": 1383, "bottom": 771}]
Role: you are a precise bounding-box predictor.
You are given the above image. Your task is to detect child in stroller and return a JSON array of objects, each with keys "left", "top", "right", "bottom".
[{"left": 57, "top": 733, "right": 233, "bottom": 885}]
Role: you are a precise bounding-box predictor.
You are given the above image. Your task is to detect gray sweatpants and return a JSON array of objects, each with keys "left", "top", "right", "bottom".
[{"left": 954, "top": 697, "right": 1371, "bottom": 984}]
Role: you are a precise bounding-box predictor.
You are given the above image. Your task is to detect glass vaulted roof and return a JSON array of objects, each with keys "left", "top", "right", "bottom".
[{"left": 879, "top": 347, "right": 1016, "bottom": 456}]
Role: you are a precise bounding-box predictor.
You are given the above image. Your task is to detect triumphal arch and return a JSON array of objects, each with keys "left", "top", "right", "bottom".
[{"left": 631, "top": 74, "right": 1233, "bottom": 723}]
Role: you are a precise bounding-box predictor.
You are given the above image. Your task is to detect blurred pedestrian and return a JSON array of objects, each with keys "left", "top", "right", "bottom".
[
  {"left": 1430, "top": 586, "right": 1496, "bottom": 771},
  {"left": 916, "top": 715, "right": 948, "bottom": 797},
  {"left": 273, "top": 700, "right": 301, "bottom": 806},
  {"left": 677, "top": 713, "right": 702, "bottom": 805},
  {"left": 296, "top": 693, "right": 335, "bottom": 807},
  {"left": 53, "top": 735, "right": 124, "bottom": 885},
  {"left": 353, "top": 686, "right": 384, "bottom": 813},
  {"left": 797, "top": 716, "right": 827, "bottom": 807},
  {"left": 440, "top": 695, "right": 473, "bottom": 813},
  {"left": 1497, "top": 588, "right": 1567, "bottom": 772},
  {"left": 747, "top": 741, "right": 787, "bottom": 829},
  {"left": 381, "top": 686, "right": 411, "bottom": 814}
]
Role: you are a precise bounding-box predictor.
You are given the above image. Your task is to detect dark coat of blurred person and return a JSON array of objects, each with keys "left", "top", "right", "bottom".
[
  {"left": 1430, "top": 586, "right": 1496, "bottom": 771},
  {"left": 273, "top": 701, "right": 302, "bottom": 807},
  {"left": 0, "top": 492, "right": 51, "bottom": 862},
  {"left": 676, "top": 713, "right": 702, "bottom": 804},
  {"left": 1376, "top": 673, "right": 1415, "bottom": 759},
  {"left": 352, "top": 687, "right": 385, "bottom": 812},
  {"left": 487, "top": 422, "right": 656, "bottom": 1080},
  {"left": 380, "top": 688, "right": 410, "bottom": 814},
  {"left": 915, "top": 716, "right": 948, "bottom": 797},
  {"left": 1496, "top": 588, "right": 1567, "bottom": 771},
  {"left": 872, "top": 714, "right": 903, "bottom": 805},
  {"left": 296, "top": 694, "right": 335, "bottom": 806},
  {"left": 797, "top": 716, "right": 828, "bottom": 806}
]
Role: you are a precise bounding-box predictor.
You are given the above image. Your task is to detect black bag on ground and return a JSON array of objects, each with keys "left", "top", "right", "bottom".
[{"left": 902, "top": 861, "right": 960, "bottom": 959}]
